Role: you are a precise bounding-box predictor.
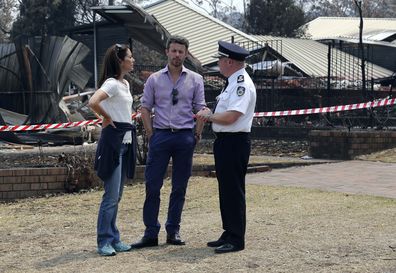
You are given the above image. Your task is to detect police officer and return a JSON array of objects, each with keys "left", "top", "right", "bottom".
[{"left": 197, "top": 41, "right": 256, "bottom": 254}]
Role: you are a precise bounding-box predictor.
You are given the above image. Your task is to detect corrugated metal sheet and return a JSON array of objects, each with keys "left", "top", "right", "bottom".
[
  {"left": 146, "top": 0, "right": 257, "bottom": 66},
  {"left": 254, "top": 36, "right": 329, "bottom": 77},
  {"left": 91, "top": 4, "right": 202, "bottom": 72},
  {"left": 0, "top": 36, "right": 91, "bottom": 122},
  {"left": 91, "top": 4, "right": 171, "bottom": 53},
  {"left": 146, "top": 0, "right": 393, "bottom": 79},
  {"left": 53, "top": 36, "right": 91, "bottom": 97},
  {"left": 303, "top": 17, "right": 396, "bottom": 42},
  {"left": 0, "top": 43, "right": 21, "bottom": 92},
  {"left": 253, "top": 36, "right": 393, "bottom": 79}
]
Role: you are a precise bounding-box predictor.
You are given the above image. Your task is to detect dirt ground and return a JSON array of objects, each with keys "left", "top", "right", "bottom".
[
  {"left": 1, "top": 177, "right": 395, "bottom": 273},
  {"left": 1, "top": 142, "right": 396, "bottom": 273}
]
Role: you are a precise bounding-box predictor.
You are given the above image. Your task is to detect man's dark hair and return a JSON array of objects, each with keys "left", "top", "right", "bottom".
[{"left": 166, "top": 35, "right": 189, "bottom": 49}]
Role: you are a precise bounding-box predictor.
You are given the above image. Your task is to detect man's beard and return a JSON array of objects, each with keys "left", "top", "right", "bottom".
[{"left": 171, "top": 58, "right": 183, "bottom": 67}]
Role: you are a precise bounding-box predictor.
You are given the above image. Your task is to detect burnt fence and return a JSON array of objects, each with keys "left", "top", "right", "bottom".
[
  {"left": 204, "top": 81, "right": 396, "bottom": 130},
  {"left": 236, "top": 39, "right": 390, "bottom": 92}
]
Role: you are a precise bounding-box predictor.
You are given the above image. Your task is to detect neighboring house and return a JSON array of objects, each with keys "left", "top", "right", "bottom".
[
  {"left": 145, "top": 0, "right": 393, "bottom": 81},
  {"left": 302, "top": 17, "right": 396, "bottom": 72}
]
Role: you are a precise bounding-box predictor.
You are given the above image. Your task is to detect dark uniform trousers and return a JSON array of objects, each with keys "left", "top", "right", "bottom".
[{"left": 213, "top": 132, "right": 251, "bottom": 248}]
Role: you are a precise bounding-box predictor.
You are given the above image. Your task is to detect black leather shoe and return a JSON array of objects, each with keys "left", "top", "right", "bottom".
[
  {"left": 130, "top": 237, "right": 158, "bottom": 249},
  {"left": 214, "top": 243, "right": 243, "bottom": 254},
  {"left": 207, "top": 239, "right": 225, "bottom": 247},
  {"left": 166, "top": 233, "right": 186, "bottom": 245}
]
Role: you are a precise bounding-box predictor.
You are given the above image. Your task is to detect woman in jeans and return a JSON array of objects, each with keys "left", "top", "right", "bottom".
[{"left": 89, "top": 43, "right": 136, "bottom": 256}]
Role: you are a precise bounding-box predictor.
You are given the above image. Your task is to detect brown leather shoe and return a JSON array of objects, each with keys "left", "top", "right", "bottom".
[
  {"left": 130, "top": 237, "right": 158, "bottom": 249},
  {"left": 166, "top": 233, "right": 185, "bottom": 245}
]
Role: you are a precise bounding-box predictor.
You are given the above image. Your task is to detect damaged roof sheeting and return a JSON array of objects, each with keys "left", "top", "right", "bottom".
[
  {"left": 145, "top": 0, "right": 394, "bottom": 79},
  {"left": 0, "top": 36, "right": 91, "bottom": 124},
  {"left": 91, "top": 4, "right": 170, "bottom": 54},
  {"left": 0, "top": 36, "right": 91, "bottom": 145},
  {"left": 252, "top": 36, "right": 394, "bottom": 80},
  {"left": 146, "top": 0, "right": 252, "bottom": 67},
  {"left": 0, "top": 43, "right": 22, "bottom": 93},
  {"left": 91, "top": 4, "right": 202, "bottom": 72},
  {"left": 51, "top": 37, "right": 91, "bottom": 97}
]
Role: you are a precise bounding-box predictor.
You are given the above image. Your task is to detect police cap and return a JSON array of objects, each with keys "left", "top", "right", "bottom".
[{"left": 212, "top": 41, "right": 249, "bottom": 61}]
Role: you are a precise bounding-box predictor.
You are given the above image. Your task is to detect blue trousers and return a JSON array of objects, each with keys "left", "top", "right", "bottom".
[
  {"left": 97, "top": 144, "right": 128, "bottom": 248},
  {"left": 143, "top": 130, "right": 195, "bottom": 238}
]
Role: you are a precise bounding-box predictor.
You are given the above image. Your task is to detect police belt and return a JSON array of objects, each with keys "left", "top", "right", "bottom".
[{"left": 214, "top": 132, "right": 249, "bottom": 138}]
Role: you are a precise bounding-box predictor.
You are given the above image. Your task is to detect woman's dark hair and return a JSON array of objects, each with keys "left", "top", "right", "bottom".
[{"left": 98, "top": 43, "right": 130, "bottom": 87}]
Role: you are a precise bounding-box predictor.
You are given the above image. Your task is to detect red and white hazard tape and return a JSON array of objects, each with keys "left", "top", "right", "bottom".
[
  {"left": 254, "top": 97, "right": 396, "bottom": 118},
  {"left": 0, "top": 119, "right": 102, "bottom": 132},
  {"left": 1, "top": 98, "right": 395, "bottom": 132}
]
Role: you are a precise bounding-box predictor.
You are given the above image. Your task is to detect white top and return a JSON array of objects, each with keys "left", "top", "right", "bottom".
[
  {"left": 100, "top": 78, "right": 133, "bottom": 143},
  {"left": 212, "top": 68, "right": 257, "bottom": 132}
]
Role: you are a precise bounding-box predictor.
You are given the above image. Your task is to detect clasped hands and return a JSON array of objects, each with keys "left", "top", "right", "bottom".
[{"left": 196, "top": 108, "right": 213, "bottom": 123}]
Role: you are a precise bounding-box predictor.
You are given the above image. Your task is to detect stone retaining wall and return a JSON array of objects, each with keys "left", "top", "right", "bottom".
[{"left": 309, "top": 130, "right": 396, "bottom": 159}]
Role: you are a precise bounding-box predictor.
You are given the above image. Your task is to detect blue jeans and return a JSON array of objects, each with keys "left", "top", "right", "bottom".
[
  {"left": 97, "top": 144, "right": 128, "bottom": 248},
  {"left": 143, "top": 130, "right": 195, "bottom": 238}
]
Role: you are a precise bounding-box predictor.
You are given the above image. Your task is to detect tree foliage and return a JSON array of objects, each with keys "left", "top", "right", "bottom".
[
  {"left": 10, "top": 0, "right": 152, "bottom": 37},
  {"left": 11, "top": 0, "right": 77, "bottom": 38},
  {"left": 247, "top": 0, "right": 306, "bottom": 37},
  {"left": 0, "top": 0, "right": 15, "bottom": 42},
  {"left": 74, "top": 0, "right": 105, "bottom": 24},
  {"left": 190, "top": 0, "right": 245, "bottom": 30},
  {"left": 8, "top": 0, "right": 396, "bottom": 41},
  {"left": 301, "top": 0, "right": 396, "bottom": 20}
]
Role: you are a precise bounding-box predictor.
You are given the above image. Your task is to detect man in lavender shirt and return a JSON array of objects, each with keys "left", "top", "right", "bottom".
[{"left": 131, "top": 35, "right": 207, "bottom": 248}]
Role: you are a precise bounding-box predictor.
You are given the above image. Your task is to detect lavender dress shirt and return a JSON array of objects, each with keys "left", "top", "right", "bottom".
[{"left": 141, "top": 65, "right": 206, "bottom": 129}]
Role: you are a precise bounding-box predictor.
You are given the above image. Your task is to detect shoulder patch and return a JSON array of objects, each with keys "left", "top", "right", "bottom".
[
  {"left": 236, "top": 86, "right": 245, "bottom": 96},
  {"left": 237, "top": 75, "right": 244, "bottom": 83}
]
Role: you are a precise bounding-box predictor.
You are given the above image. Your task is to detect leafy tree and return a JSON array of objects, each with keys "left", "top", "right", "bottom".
[
  {"left": 74, "top": 0, "right": 106, "bottom": 24},
  {"left": 247, "top": 0, "right": 306, "bottom": 37},
  {"left": 11, "top": 0, "right": 77, "bottom": 38},
  {"left": 0, "top": 0, "right": 15, "bottom": 42},
  {"left": 301, "top": 0, "right": 396, "bottom": 20},
  {"left": 191, "top": 0, "right": 245, "bottom": 30},
  {"left": 47, "top": 0, "right": 77, "bottom": 34}
]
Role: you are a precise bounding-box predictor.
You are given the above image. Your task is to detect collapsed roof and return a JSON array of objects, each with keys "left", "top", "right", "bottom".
[
  {"left": 91, "top": 4, "right": 203, "bottom": 72},
  {"left": 145, "top": 0, "right": 394, "bottom": 78},
  {"left": 0, "top": 36, "right": 91, "bottom": 144}
]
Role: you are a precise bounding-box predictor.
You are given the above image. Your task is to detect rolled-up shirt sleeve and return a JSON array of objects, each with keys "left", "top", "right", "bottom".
[
  {"left": 193, "top": 75, "right": 206, "bottom": 113},
  {"left": 141, "top": 76, "right": 154, "bottom": 111}
]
